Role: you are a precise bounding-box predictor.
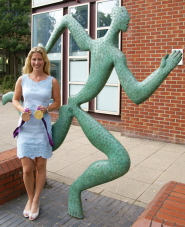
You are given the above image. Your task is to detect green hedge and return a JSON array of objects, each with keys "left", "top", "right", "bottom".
[{"left": 0, "top": 75, "right": 17, "bottom": 94}]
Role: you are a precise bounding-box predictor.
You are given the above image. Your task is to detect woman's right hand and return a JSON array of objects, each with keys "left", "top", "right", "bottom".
[{"left": 22, "top": 107, "right": 32, "bottom": 114}]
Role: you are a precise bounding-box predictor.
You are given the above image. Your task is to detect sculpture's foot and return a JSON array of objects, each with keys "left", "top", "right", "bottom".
[{"left": 68, "top": 186, "right": 84, "bottom": 219}]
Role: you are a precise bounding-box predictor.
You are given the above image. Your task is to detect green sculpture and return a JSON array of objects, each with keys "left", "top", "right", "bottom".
[{"left": 2, "top": 6, "right": 182, "bottom": 219}]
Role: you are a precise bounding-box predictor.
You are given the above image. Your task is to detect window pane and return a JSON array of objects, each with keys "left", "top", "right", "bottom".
[
  {"left": 96, "top": 86, "right": 119, "bottom": 112},
  {"left": 97, "top": 0, "right": 119, "bottom": 27},
  {"left": 69, "top": 84, "right": 88, "bottom": 109},
  {"left": 32, "top": 10, "right": 62, "bottom": 53},
  {"left": 32, "top": 10, "right": 62, "bottom": 83},
  {"left": 32, "top": 0, "right": 60, "bottom": 7},
  {"left": 50, "top": 60, "right": 60, "bottom": 82},
  {"left": 49, "top": 54, "right": 61, "bottom": 84},
  {"left": 69, "top": 5, "right": 88, "bottom": 29},
  {"left": 97, "top": 29, "right": 118, "bottom": 47},
  {"left": 107, "top": 68, "right": 118, "bottom": 84},
  {"left": 69, "top": 60, "right": 88, "bottom": 82},
  {"left": 97, "top": 29, "right": 108, "bottom": 38},
  {"left": 69, "top": 33, "right": 87, "bottom": 56}
]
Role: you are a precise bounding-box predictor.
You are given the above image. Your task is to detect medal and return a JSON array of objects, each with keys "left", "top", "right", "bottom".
[
  {"left": 34, "top": 107, "right": 43, "bottom": 120},
  {"left": 22, "top": 108, "right": 30, "bottom": 121}
]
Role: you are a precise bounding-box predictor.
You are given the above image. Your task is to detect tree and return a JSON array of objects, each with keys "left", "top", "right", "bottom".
[{"left": 0, "top": 0, "right": 31, "bottom": 76}]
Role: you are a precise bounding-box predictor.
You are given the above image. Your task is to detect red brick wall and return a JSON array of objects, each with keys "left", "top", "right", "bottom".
[
  {"left": 0, "top": 148, "right": 36, "bottom": 205},
  {"left": 0, "top": 149, "right": 25, "bottom": 205},
  {"left": 72, "top": 117, "right": 122, "bottom": 132},
  {"left": 50, "top": 113, "right": 122, "bottom": 132},
  {"left": 121, "top": 0, "right": 185, "bottom": 144}
]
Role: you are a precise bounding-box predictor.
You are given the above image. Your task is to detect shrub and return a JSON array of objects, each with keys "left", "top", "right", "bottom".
[{"left": 0, "top": 75, "right": 17, "bottom": 93}]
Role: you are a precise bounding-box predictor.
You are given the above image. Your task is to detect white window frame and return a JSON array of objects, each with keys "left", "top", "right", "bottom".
[
  {"left": 94, "top": 0, "right": 121, "bottom": 115},
  {"left": 31, "top": 9, "right": 63, "bottom": 104},
  {"left": 68, "top": 3, "right": 90, "bottom": 111},
  {"left": 32, "top": 0, "right": 62, "bottom": 8}
]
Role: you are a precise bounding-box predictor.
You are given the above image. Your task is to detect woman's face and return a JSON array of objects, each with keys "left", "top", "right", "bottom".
[{"left": 31, "top": 52, "right": 45, "bottom": 72}]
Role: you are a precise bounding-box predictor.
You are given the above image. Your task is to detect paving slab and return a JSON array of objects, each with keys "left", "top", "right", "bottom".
[{"left": 0, "top": 179, "right": 144, "bottom": 227}]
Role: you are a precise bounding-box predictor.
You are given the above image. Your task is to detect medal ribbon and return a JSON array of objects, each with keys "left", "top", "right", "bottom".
[
  {"left": 41, "top": 118, "right": 54, "bottom": 147},
  {"left": 13, "top": 120, "right": 25, "bottom": 138},
  {"left": 13, "top": 107, "right": 54, "bottom": 147}
]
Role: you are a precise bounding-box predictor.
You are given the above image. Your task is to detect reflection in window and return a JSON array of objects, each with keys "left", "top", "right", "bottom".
[
  {"left": 97, "top": 29, "right": 108, "bottom": 38},
  {"left": 32, "top": 10, "right": 62, "bottom": 53},
  {"left": 32, "top": 10, "right": 63, "bottom": 84},
  {"left": 95, "top": 0, "right": 120, "bottom": 114},
  {"left": 68, "top": 4, "right": 89, "bottom": 111},
  {"left": 69, "top": 34, "right": 87, "bottom": 56},
  {"left": 97, "top": 0, "right": 119, "bottom": 27},
  {"left": 97, "top": 29, "right": 118, "bottom": 47},
  {"left": 50, "top": 60, "right": 61, "bottom": 82},
  {"left": 70, "top": 5, "right": 88, "bottom": 29}
]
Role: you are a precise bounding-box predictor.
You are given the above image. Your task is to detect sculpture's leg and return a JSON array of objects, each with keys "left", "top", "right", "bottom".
[
  {"left": 52, "top": 105, "right": 73, "bottom": 151},
  {"left": 68, "top": 107, "right": 130, "bottom": 218}
]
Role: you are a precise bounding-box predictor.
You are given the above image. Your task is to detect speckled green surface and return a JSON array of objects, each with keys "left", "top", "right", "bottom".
[
  {"left": 2, "top": 91, "right": 14, "bottom": 105},
  {"left": 2, "top": 6, "right": 182, "bottom": 219}
]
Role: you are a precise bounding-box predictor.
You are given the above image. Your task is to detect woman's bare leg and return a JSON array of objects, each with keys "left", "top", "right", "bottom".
[
  {"left": 30, "top": 157, "right": 47, "bottom": 214},
  {"left": 21, "top": 157, "right": 35, "bottom": 212}
]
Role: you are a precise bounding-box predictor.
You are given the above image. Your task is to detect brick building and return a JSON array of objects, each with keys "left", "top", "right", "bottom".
[{"left": 31, "top": 0, "right": 185, "bottom": 144}]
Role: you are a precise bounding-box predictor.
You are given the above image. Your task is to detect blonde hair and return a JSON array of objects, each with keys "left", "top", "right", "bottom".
[{"left": 22, "top": 47, "right": 50, "bottom": 75}]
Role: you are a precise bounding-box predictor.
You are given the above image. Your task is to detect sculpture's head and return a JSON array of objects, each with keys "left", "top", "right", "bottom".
[{"left": 111, "top": 7, "right": 130, "bottom": 32}]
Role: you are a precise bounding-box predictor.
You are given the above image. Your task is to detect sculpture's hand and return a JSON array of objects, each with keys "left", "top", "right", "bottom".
[{"left": 160, "top": 50, "right": 182, "bottom": 71}]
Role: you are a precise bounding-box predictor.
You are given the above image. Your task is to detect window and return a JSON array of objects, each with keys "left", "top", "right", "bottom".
[
  {"left": 95, "top": 0, "right": 120, "bottom": 115},
  {"left": 32, "top": 0, "right": 121, "bottom": 117},
  {"left": 32, "top": 9, "right": 63, "bottom": 86},
  {"left": 68, "top": 4, "right": 89, "bottom": 110}
]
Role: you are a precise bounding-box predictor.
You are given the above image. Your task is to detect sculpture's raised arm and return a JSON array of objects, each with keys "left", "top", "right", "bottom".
[
  {"left": 114, "top": 50, "right": 182, "bottom": 105},
  {"left": 45, "top": 14, "right": 93, "bottom": 53}
]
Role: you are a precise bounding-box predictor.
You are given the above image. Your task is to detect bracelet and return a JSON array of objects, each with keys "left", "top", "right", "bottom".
[{"left": 46, "top": 107, "right": 49, "bottom": 113}]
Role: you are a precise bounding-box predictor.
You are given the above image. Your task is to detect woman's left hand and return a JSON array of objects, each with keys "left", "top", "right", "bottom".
[{"left": 37, "top": 105, "right": 47, "bottom": 114}]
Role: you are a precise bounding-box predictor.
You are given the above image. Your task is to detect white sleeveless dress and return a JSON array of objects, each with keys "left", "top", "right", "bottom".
[{"left": 17, "top": 74, "right": 53, "bottom": 159}]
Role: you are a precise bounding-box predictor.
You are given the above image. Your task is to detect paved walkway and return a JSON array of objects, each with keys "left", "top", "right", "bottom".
[
  {"left": 1, "top": 101, "right": 185, "bottom": 226},
  {"left": 0, "top": 179, "right": 144, "bottom": 226}
]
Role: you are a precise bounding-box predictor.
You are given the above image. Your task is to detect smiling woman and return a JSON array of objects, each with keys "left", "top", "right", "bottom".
[
  {"left": 12, "top": 46, "right": 61, "bottom": 221},
  {"left": 30, "top": 53, "right": 45, "bottom": 75}
]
